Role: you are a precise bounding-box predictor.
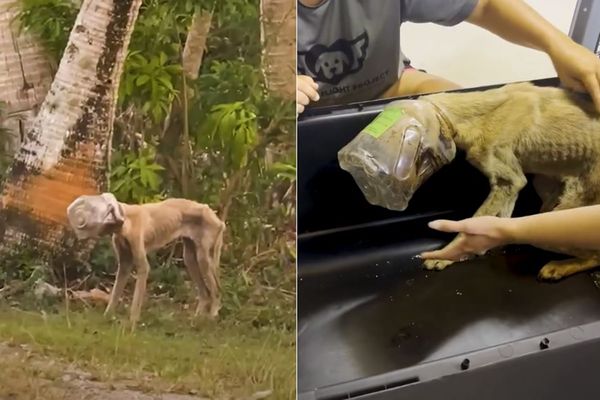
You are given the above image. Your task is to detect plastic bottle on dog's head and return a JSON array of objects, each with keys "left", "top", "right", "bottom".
[{"left": 338, "top": 100, "right": 456, "bottom": 211}]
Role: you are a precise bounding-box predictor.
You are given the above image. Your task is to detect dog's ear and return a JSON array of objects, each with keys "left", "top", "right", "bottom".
[
  {"left": 314, "top": 57, "right": 323, "bottom": 74},
  {"left": 341, "top": 53, "right": 351, "bottom": 68},
  {"left": 101, "top": 193, "right": 125, "bottom": 226}
]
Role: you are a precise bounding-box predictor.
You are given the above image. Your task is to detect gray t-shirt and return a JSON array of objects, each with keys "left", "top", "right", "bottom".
[{"left": 298, "top": 0, "right": 478, "bottom": 105}]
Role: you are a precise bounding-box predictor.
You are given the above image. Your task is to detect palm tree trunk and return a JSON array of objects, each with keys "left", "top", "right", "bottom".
[
  {"left": 0, "top": 0, "right": 54, "bottom": 157},
  {"left": 259, "top": 0, "right": 295, "bottom": 101},
  {"left": 159, "top": 8, "right": 213, "bottom": 197},
  {"left": 181, "top": 8, "right": 213, "bottom": 81},
  {"left": 0, "top": 0, "right": 142, "bottom": 264}
]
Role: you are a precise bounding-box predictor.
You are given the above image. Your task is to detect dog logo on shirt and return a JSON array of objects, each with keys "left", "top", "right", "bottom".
[{"left": 298, "top": 31, "right": 369, "bottom": 85}]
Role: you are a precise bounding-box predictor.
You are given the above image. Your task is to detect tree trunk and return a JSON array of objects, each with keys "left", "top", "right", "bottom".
[
  {"left": 158, "top": 8, "right": 213, "bottom": 197},
  {"left": 259, "top": 0, "right": 295, "bottom": 101},
  {"left": 181, "top": 9, "right": 213, "bottom": 81},
  {"left": 0, "top": 0, "right": 54, "bottom": 158},
  {"left": 0, "top": 0, "right": 142, "bottom": 264}
]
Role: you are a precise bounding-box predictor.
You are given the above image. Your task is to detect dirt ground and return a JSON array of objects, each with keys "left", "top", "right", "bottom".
[{"left": 0, "top": 342, "right": 271, "bottom": 400}]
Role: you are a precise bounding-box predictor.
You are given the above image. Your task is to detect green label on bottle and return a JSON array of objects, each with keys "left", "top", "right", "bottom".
[{"left": 363, "top": 108, "right": 405, "bottom": 138}]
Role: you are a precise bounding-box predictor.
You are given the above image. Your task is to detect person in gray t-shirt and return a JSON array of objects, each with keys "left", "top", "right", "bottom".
[{"left": 297, "top": 0, "right": 600, "bottom": 114}]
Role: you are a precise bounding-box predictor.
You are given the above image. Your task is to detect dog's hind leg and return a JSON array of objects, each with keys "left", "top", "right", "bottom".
[
  {"left": 536, "top": 174, "right": 600, "bottom": 280},
  {"left": 129, "top": 247, "right": 151, "bottom": 332},
  {"left": 552, "top": 177, "right": 588, "bottom": 211},
  {"left": 424, "top": 147, "right": 527, "bottom": 271},
  {"left": 105, "top": 237, "right": 133, "bottom": 315},
  {"left": 195, "top": 231, "right": 221, "bottom": 318},
  {"left": 182, "top": 237, "right": 212, "bottom": 317},
  {"left": 196, "top": 219, "right": 225, "bottom": 317},
  {"left": 532, "top": 175, "right": 564, "bottom": 213},
  {"left": 538, "top": 257, "right": 600, "bottom": 280}
]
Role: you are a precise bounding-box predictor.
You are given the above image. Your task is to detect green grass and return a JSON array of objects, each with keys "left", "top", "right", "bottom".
[{"left": 0, "top": 296, "right": 295, "bottom": 399}]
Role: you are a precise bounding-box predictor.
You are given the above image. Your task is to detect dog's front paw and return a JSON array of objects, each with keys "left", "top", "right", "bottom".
[
  {"left": 538, "top": 262, "right": 567, "bottom": 281},
  {"left": 423, "top": 259, "right": 454, "bottom": 271},
  {"left": 538, "top": 266, "right": 564, "bottom": 281}
]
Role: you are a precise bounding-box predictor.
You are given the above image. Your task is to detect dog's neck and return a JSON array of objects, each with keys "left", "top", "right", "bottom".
[
  {"left": 425, "top": 100, "right": 457, "bottom": 142},
  {"left": 104, "top": 202, "right": 127, "bottom": 237},
  {"left": 423, "top": 90, "right": 507, "bottom": 128}
]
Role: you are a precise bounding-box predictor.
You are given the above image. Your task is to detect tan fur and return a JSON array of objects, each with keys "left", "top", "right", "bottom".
[
  {"left": 420, "top": 82, "right": 600, "bottom": 279},
  {"left": 67, "top": 195, "right": 225, "bottom": 330}
]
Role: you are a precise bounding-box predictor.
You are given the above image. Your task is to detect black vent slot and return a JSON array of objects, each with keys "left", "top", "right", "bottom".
[{"left": 318, "top": 377, "right": 420, "bottom": 400}]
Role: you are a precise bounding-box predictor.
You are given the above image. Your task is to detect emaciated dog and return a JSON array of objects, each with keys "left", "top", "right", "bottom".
[
  {"left": 339, "top": 82, "right": 600, "bottom": 280},
  {"left": 67, "top": 194, "right": 224, "bottom": 330}
]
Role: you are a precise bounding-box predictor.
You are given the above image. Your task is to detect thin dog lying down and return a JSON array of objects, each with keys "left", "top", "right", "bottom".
[
  {"left": 67, "top": 193, "right": 225, "bottom": 328},
  {"left": 339, "top": 82, "right": 600, "bottom": 280}
]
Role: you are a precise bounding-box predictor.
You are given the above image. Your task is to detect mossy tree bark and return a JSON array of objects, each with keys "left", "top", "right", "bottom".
[
  {"left": 0, "top": 0, "right": 143, "bottom": 266},
  {"left": 259, "top": 0, "right": 295, "bottom": 101},
  {"left": 0, "top": 0, "right": 54, "bottom": 159}
]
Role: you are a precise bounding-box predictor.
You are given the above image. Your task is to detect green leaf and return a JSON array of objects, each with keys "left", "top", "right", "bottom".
[
  {"left": 111, "top": 180, "right": 126, "bottom": 192},
  {"left": 112, "top": 165, "right": 127, "bottom": 176},
  {"left": 147, "top": 172, "right": 160, "bottom": 190},
  {"left": 231, "top": 127, "right": 248, "bottom": 168},
  {"left": 136, "top": 74, "right": 151, "bottom": 86},
  {"left": 151, "top": 79, "right": 158, "bottom": 100},
  {"left": 156, "top": 75, "right": 174, "bottom": 91},
  {"left": 124, "top": 75, "right": 134, "bottom": 95},
  {"left": 146, "top": 163, "right": 165, "bottom": 171},
  {"left": 140, "top": 169, "right": 150, "bottom": 186},
  {"left": 151, "top": 104, "right": 162, "bottom": 122},
  {"left": 129, "top": 53, "right": 147, "bottom": 68},
  {"left": 159, "top": 51, "right": 168, "bottom": 66},
  {"left": 219, "top": 112, "right": 237, "bottom": 145},
  {"left": 202, "top": 111, "right": 225, "bottom": 142},
  {"left": 149, "top": 55, "right": 159, "bottom": 69}
]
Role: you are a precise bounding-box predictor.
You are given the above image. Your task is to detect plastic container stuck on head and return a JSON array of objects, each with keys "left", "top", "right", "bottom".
[{"left": 338, "top": 99, "right": 456, "bottom": 211}]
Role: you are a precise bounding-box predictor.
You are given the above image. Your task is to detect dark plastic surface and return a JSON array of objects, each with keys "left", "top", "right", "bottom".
[
  {"left": 298, "top": 218, "right": 600, "bottom": 396},
  {"left": 297, "top": 78, "right": 600, "bottom": 399},
  {"left": 373, "top": 334, "right": 600, "bottom": 400},
  {"left": 299, "top": 325, "right": 600, "bottom": 400}
]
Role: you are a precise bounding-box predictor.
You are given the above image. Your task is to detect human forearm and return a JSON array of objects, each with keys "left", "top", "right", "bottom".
[
  {"left": 467, "top": 0, "right": 600, "bottom": 110},
  {"left": 467, "top": 0, "right": 571, "bottom": 55},
  {"left": 503, "top": 205, "right": 600, "bottom": 251}
]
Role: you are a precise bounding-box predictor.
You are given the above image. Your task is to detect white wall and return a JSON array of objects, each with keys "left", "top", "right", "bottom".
[{"left": 401, "top": 0, "right": 578, "bottom": 88}]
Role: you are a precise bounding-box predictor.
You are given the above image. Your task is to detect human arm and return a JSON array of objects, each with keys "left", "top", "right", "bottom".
[
  {"left": 420, "top": 205, "right": 600, "bottom": 261},
  {"left": 297, "top": 75, "right": 320, "bottom": 115},
  {"left": 467, "top": 0, "right": 600, "bottom": 111}
]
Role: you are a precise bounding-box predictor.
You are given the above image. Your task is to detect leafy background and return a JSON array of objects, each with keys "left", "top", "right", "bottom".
[{"left": 5, "top": 0, "right": 296, "bottom": 330}]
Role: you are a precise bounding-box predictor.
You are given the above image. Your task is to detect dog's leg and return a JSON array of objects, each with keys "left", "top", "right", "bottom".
[
  {"left": 424, "top": 148, "right": 526, "bottom": 271},
  {"left": 551, "top": 178, "right": 588, "bottom": 211},
  {"left": 536, "top": 176, "right": 600, "bottom": 280},
  {"left": 533, "top": 175, "right": 564, "bottom": 213},
  {"left": 105, "top": 237, "right": 133, "bottom": 315},
  {"left": 182, "top": 237, "right": 212, "bottom": 317},
  {"left": 538, "top": 257, "right": 600, "bottom": 280},
  {"left": 194, "top": 228, "right": 222, "bottom": 318},
  {"left": 469, "top": 150, "right": 527, "bottom": 218},
  {"left": 129, "top": 247, "right": 151, "bottom": 331}
]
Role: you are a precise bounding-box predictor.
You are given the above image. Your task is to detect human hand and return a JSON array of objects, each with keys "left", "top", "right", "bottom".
[
  {"left": 548, "top": 37, "right": 600, "bottom": 112},
  {"left": 297, "top": 75, "right": 319, "bottom": 115},
  {"left": 420, "top": 216, "right": 511, "bottom": 261}
]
